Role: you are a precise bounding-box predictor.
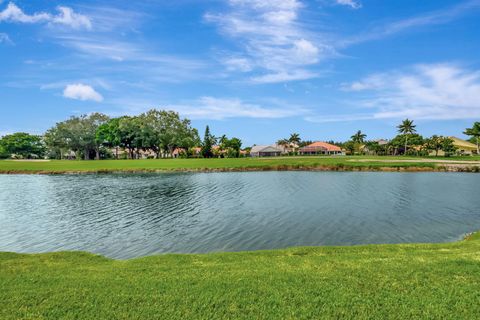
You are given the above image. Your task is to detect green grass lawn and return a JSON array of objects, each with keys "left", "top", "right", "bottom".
[
  {"left": 1, "top": 155, "right": 479, "bottom": 173},
  {"left": 1, "top": 233, "right": 480, "bottom": 319}
]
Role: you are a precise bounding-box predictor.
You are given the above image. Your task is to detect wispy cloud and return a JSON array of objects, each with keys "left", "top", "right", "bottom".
[
  {"left": 63, "top": 83, "right": 103, "bottom": 102},
  {"left": 335, "top": 0, "right": 362, "bottom": 9},
  {"left": 169, "top": 96, "right": 309, "bottom": 119},
  {"left": 342, "top": 0, "right": 480, "bottom": 46},
  {"left": 309, "top": 64, "right": 480, "bottom": 122},
  {"left": 109, "top": 96, "right": 309, "bottom": 120},
  {"left": 0, "top": 2, "right": 92, "bottom": 29},
  {"left": 206, "top": 0, "right": 334, "bottom": 83},
  {"left": 0, "top": 32, "right": 12, "bottom": 44}
]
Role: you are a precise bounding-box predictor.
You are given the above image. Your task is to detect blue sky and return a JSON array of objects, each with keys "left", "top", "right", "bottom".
[{"left": 1, "top": 0, "right": 480, "bottom": 145}]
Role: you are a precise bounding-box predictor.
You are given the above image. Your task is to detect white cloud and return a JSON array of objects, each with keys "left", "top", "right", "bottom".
[
  {"left": 205, "top": 0, "right": 332, "bottom": 83},
  {"left": 168, "top": 96, "right": 308, "bottom": 120},
  {"left": 313, "top": 64, "right": 480, "bottom": 122},
  {"left": 335, "top": 0, "right": 362, "bottom": 9},
  {"left": 63, "top": 84, "right": 103, "bottom": 102},
  {"left": 0, "top": 2, "right": 91, "bottom": 29},
  {"left": 0, "top": 32, "right": 12, "bottom": 44},
  {"left": 52, "top": 6, "right": 92, "bottom": 29},
  {"left": 0, "top": 2, "right": 50, "bottom": 23}
]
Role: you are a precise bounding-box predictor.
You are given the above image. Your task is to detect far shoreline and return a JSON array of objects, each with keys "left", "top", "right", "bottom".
[
  {"left": 1, "top": 164, "right": 480, "bottom": 174},
  {"left": 1, "top": 156, "right": 480, "bottom": 174}
]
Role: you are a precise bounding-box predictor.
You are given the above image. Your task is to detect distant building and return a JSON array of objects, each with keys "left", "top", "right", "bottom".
[
  {"left": 429, "top": 137, "right": 478, "bottom": 156},
  {"left": 299, "top": 142, "right": 344, "bottom": 155},
  {"left": 376, "top": 139, "right": 389, "bottom": 145},
  {"left": 274, "top": 143, "right": 299, "bottom": 154},
  {"left": 250, "top": 145, "right": 283, "bottom": 157}
]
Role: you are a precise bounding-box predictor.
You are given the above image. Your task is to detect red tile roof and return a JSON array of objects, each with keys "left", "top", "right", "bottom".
[{"left": 301, "top": 141, "right": 342, "bottom": 152}]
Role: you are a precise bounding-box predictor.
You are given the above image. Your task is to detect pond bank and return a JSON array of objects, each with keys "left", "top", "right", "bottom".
[
  {"left": 1, "top": 157, "right": 480, "bottom": 174},
  {"left": 1, "top": 164, "right": 480, "bottom": 174},
  {"left": 1, "top": 232, "right": 479, "bottom": 319}
]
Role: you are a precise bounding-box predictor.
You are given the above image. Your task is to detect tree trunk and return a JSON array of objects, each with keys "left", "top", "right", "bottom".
[
  {"left": 95, "top": 148, "right": 100, "bottom": 160},
  {"left": 115, "top": 147, "right": 118, "bottom": 160},
  {"left": 477, "top": 137, "right": 479, "bottom": 154},
  {"left": 404, "top": 136, "right": 408, "bottom": 156},
  {"left": 84, "top": 148, "right": 89, "bottom": 160}
]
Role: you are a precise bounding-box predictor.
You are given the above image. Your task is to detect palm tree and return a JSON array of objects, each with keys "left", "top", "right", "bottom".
[
  {"left": 464, "top": 122, "right": 480, "bottom": 155},
  {"left": 288, "top": 133, "right": 301, "bottom": 145},
  {"left": 288, "top": 133, "right": 301, "bottom": 154},
  {"left": 351, "top": 130, "right": 367, "bottom": 144},
  {"left": 276, "top": 139, "right": 289, "bottom": 146},
  {"left": 397, "top": 119, "right": 417, "bottom": 155}
]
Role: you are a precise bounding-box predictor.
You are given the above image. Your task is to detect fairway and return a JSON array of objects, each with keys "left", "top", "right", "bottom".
[
  {"left": 1, "top": 156, "right": 480, "bottom": 173},
  {"left": 1, "top": 233, "right": 480, "bottom": 319}
]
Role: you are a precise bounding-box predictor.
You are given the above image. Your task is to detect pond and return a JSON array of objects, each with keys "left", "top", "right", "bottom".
[{"left": 1, "top": 172, "right": 479, "bottom": 259}]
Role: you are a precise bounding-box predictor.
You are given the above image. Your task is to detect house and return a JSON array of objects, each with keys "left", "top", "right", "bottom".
[
  {"left": 172, "top": 147, "right": 202, "bottom": 158},
  {"left": 451, "top": 137, "right": 478, "bottom": 155},
  {"left": 429, "top": 137, "right": 478, "bottom": 156},
  {"left": 250, "top": 145, "right": 283, "bottom": 157},
  {"left": 360, "top": 139, "right": 389, "bottom": 155},
  {"left": 274, "top": 143, "right": 299, "bottom": 154},
  {"left": 376, "top": 139, "right": 389, "bottom": 146},
  {"left": 299, "top": 141, "right": 344, "bottom": 155}
]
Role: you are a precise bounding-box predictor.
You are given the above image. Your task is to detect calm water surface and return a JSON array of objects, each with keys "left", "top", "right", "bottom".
[{"left": 1, "top": 172, "right": 479, "bottom": 259}]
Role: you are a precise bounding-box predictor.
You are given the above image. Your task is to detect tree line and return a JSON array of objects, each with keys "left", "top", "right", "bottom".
[
  {"left": 0, "top": 117, "right": 479, "bottom": 159},
  {"left": 0, "top": 109, "right": 243, "bottom": 160},
  {"left": 275, "top": 119, "right": 480, "bottom": 157},
  {"left": 340, "top": 120, "right": 479, "bottom": 156}
]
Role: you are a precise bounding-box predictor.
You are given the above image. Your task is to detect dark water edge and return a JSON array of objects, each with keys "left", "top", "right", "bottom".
[{"left": 1, "top": 172, "right": 479, "bottom": 259}]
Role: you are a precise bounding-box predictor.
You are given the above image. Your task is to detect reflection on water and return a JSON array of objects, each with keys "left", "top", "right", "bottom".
[{"left": 0, "top": 172, "right": 479, "bottom": 259}]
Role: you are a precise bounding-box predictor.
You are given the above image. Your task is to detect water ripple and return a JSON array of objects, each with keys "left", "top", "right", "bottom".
[{"left": 1, "top": 172, "right": 480, "bottom": 258}]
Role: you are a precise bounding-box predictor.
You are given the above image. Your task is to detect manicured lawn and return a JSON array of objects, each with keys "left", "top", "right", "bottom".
[
  {"left": 1, "top": 233, "right": 480, "bottom": 319},
  {"left": 2, "top": 156, "right": 480, "bottom": 173}
]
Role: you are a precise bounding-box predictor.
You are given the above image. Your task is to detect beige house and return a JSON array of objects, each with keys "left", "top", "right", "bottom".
[{"left": 429, "top": 137, "right": 478, "bottom": 156}]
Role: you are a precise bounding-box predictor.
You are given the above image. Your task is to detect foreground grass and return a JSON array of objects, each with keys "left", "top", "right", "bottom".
[
  {"left": 1, "top": 233, "right": 480, "bottom": 319},
  {"left": 1, "top": 156, "right": 479, "bottom": 173}
]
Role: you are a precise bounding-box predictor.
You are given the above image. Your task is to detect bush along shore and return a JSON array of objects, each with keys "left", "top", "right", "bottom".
[
  {"left": 1, "top": 232, "right": 480, "bottom": 319},
  {"left": 1, "top": 157, "right": 480, "bottom": 174}
]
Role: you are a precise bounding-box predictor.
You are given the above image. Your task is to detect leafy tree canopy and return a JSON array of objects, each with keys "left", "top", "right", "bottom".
[{"left": 0, "top": 132, "right": 45, "bottom": 159}]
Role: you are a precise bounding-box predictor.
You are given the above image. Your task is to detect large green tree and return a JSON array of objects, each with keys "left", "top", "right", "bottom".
[
  {"left": 219, "top": 135, "right": 242, "bottom": 158},
  {"left": 45, "top": 113, "right": 109, "bottom": 160},
  {"left": 117, "top": 116, "right": 144, "bottom": 159},
  {"left": 0, "top": 132, "right": 45, "bottom": 159},
  {"left": 85, "top": 113, "right": 110, "bottom": 160},
  {"left": 463, "top": 122, "right": 480, "bottom": 154},
  {"left": 425, "top": 135, "right": 444, "bottom": 157},
  {"left": 96, "top": 118, "right": 122, "bottom": 159},
  {"left": 442, "top": 137, "right": 457, "bottom": 157},
  {"left": 397, "top": 119, "right": 417, "bottom": 155},
  {"left": 140, "top": 110, "right": 199, "bottom": 158},
  {"left": 390, "top": 133, "right": 423, "bottom": 156}
]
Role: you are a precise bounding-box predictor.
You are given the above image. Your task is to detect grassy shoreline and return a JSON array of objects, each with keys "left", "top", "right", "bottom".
[
  {"left": 1, "top": 156, "right": 480, "bottom": 174},
  {"left": 2, "top": 232, "right": 480, "bottom": 319}
]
